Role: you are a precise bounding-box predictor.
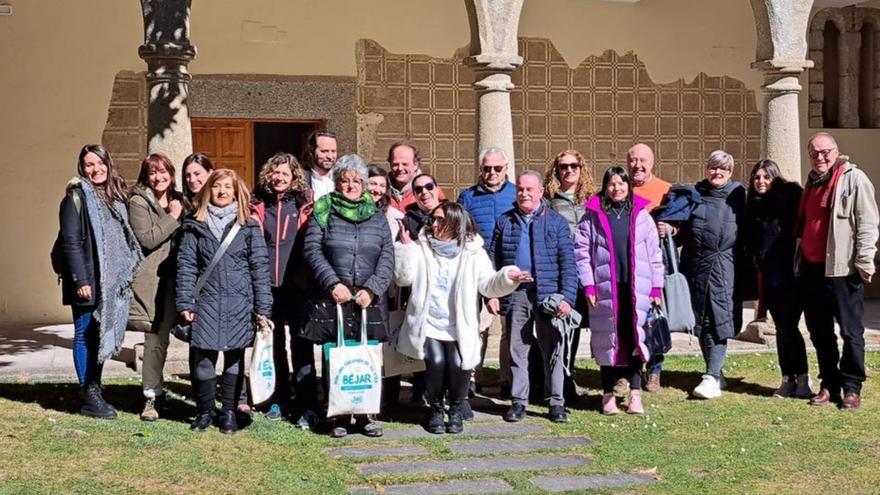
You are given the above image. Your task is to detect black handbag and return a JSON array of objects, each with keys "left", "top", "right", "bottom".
[
  {"left": 172, "top": 223, "right": 242, "bottom": 342},
  {"left": 644, "top": 304, "right": 672, "bottom": 356}
]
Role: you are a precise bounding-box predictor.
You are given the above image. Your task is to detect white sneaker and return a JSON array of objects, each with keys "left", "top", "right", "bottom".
[
  {"left": 794, "top": 374, "right": 814, "bottom": 398},
  {"left": 773, "top": 376, "right": 796, "bottom": 398},
  {"left": 693, "top": 374, "right": 722, "bottom": 399}
]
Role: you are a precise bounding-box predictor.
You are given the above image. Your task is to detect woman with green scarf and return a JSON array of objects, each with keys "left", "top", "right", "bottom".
[{"left": 300, "top": 154, "right": 394, "bottom": 438}]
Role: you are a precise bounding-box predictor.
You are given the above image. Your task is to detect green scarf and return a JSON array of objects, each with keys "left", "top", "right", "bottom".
[{"left": 313, "top": 191, "right": 377, "bottom": 228}]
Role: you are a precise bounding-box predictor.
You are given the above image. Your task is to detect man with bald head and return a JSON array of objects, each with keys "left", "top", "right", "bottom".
[{"left": 627, "top": 143, "right": 671, "bottom": 393}]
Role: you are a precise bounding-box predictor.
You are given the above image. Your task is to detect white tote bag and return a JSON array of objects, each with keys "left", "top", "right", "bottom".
[
  {"left": 327, "top": 305, "right": 384, "bottom": 417},
  {"left": 248, "top": 316, "right": 276, "bottom": 406}
]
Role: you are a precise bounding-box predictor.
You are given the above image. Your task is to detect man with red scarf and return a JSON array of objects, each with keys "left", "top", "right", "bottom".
[{"left": 798, "top": 132, "right": 878, "bottom": 409}]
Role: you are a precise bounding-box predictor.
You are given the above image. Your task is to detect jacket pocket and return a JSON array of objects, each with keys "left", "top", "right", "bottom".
[
  {"left": 836, "top": 192, "right": 853, "bottom": 219},
  {"left": 282, "top": 216, "right": 291, "bottom": 240}
]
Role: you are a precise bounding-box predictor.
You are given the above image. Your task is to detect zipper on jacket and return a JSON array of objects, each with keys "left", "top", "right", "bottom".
[{"left": 274, "top": 196, "right": 282, "bottom": 287}]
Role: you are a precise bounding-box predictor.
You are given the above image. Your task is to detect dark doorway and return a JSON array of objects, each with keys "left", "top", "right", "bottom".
[{"left": 253, "top": 121, "right": 322, "bottom": 184}]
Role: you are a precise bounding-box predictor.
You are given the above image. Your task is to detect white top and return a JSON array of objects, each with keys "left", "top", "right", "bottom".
[
  {"left": 310, "top": 171, "right": 335, "bottom": 200},
  {"left": 424, "top": 253, "right": 460, "bottom": 341}
]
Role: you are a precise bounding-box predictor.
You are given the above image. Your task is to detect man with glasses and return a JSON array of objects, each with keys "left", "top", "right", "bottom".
[
  {"left": 798, "top": 132, "right": 878, "bottom": 410},
  {"left": 627, "top": 143, "right": 671, "bottom": 393}
]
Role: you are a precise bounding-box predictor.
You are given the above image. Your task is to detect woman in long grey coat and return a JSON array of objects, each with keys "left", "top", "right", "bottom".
[
  {"left": 177, "top": 169, "right": 272, "bottom": 435},
  {"left": 128, "top": 153, "right": 186, "bottom": 422}
]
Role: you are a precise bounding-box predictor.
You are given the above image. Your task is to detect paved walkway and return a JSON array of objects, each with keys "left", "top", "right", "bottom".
[{"left": 3, "top": 303, "right": 880, "bottom": 380}]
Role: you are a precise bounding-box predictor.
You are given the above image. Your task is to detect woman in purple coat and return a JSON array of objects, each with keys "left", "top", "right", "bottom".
[{"left": 574, "top": 167, "right": 664, "bottom": 415}]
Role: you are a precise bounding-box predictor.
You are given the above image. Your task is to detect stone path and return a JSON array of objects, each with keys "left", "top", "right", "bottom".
[{"left": 337, "top": 407, "right": 658, "bottom": 494}]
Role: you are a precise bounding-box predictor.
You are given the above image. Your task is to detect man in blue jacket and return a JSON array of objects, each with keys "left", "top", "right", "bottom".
[{"left": 489, "top": 170, "right": 578, "bottom": 423}]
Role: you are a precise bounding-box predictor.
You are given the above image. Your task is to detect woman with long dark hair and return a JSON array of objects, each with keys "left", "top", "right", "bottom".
[
  {"left": 57, "top": 144, "right": 142, "bottom": 418},
  {"left": 128, "top": 153, "right": 187, "bottom": 421},
  {"left": 395, "top": 202, "right": 528, "bottom": 433},
  {"left": 182, "top": 152, "right": 215, "bottom": 206},
  {"left": 574, "top": 167, "right": 664, "bottom": 415},
  {"left": 743, "top": 159, "right": 811, "bottom": 398}
]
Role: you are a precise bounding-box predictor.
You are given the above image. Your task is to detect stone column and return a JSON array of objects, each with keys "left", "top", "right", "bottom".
[
  {"left": 138, "top": 0, "right": 197, "bottom": 186},
  {"left": 750, "top": 0, "right": 814, "bottom": 182},
  {"left": 465, "top": 0, "right": 524, "bottom": 175}
]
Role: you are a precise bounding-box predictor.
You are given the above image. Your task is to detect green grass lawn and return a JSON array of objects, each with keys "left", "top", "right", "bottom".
[{"left": 1, "top": 352, "right": 878, "bottom": 495}]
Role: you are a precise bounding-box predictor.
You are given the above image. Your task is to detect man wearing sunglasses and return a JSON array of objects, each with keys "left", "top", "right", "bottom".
[{"left": 797, "top": 132, "right": 878, "bottom": 410}]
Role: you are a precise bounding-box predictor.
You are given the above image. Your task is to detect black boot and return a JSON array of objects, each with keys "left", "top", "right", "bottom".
[
  {"left": 446, "top": 403, "right": 464, "bottom": 434},
  {"left": 79, "top": 384, "right": 117, "bottom": 419},
  {"left": 191, "top": 377, "right": 216, "bottom": 432},
  {"left": 218, "top": 409, "right": 238, "bottom": 435},
  {"left": 426, "top": 404, "right": 445, "bottom": 434}
]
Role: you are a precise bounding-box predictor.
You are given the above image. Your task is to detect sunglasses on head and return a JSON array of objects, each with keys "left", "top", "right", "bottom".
[
  {"left": 482, "top": 165, "right": 505, "bottom": 174},
  {"left": 413, "top": 182, "right": 436, "bottom": 194},
  {"left": 557, "top": 162, "right": 581, "bottom": 172}
]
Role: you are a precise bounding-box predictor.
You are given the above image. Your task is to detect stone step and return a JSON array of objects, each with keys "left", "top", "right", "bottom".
[
  {"left": 529, "top": 473, "right": 657, "bottom": 492},
  {"left": 350, "top": 421, "right": 549, "bottom": 441},
  {"left": 350, "top": 477, "right": 513, "bottom": 495},
  {"left": 445, "top": 437, "right": 592, "bottom": 456},
  {"left": 357, "top": 454, "right": 591, "bottom": 476},
  {"left": 326, "top": 444, "right": 429, "bottom": 459}
]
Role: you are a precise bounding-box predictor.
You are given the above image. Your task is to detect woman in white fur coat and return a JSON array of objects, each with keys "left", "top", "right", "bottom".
[{"left": 394, "top": 202, "right": 531, "bottom": 434}]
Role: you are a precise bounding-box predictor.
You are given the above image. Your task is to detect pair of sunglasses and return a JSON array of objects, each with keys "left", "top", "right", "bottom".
[
  {"left": 482, "top": 165, "right": 505, "bottom": 174},
  {"left": 413, "top": 182, "right": 436, "bottom": 194},
  {"left": 557, "top": 163, "right": 581, "bottom": 172}
]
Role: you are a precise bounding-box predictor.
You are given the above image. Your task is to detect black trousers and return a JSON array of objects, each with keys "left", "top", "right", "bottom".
[
  {"left": 190, "top": 347, "right": 245, "bottom": 412},
  {"left": 271, "top": 287, "right": 294, "bottom": 408},
  {"left": 291, "top": 335, "right": 318, "bottom": 413},
  {"left": 799, "top": 262, "right": 866, "bottom": 394},
  {"left": 424, "top": 337, "right": 470, "bottom": 408},
  {"left": 764, "top": 278, "right": 808, "bottom": 378}
]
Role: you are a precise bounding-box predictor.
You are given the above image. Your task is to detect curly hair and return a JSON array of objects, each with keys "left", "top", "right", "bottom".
[
  {"left": 257, "top": 152, "right": 307, "bottom": 196},
  {"left": 543, "top": 149, "right": 594, "bottom": 203}
]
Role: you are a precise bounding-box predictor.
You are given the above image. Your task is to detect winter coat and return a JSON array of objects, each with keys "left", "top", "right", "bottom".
[
  {"left": 653, "top": 184, "right": 703, "bottom": 222},
  {"left": 58, "top": 182, "right": 96, "bottom": 307},
  {"left": 548, "top": 191, "right": 587, "bottom": 237},
  {"left": 249, "top": 190, "right": 310, "bottom": 288},
  {"left": 743, "top": 180, "right": 802, "bottom": 289},
  {"left": 176, "top": 216, "right": 273, "bottom": 351},
  {"left": 299, "top": 209, "right": 394, "bottom": 342},
  {"left": 678, "top": 180, "right": 746, "bottom": 340},
  {"left": 401, "top": 202, "right": 435, "bottom": 241},
  {"left": 393, "top": 230, "right": 520, "bottom": 370},
  {"left": 457, "top": 181, "right": 516, "bottom": 242},
  {"left": 488, "top": 202, "right": 578, "bottom": 313},
  {"left": 574, "top": 195, "right": 664, "bottom": 366},
  {"left": 127, "top": 185, "right": 182, "bottom": 333}
]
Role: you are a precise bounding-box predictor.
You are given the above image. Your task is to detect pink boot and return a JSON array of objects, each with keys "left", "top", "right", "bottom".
[
  {"left": 627, "top": 389, "right": 644, "bottom": 415},
  {"left": 602, "top": 393, "right": 620, "bottom": 415}
]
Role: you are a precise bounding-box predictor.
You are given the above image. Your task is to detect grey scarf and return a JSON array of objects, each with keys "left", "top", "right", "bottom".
[
  {"left": 429, "top": 236, "right": 462, "bottom": 259},
  {"left": 79, "top": 180, "right": 143, "bottom": 363},
  {"left": 207, "top": 202, "right": 238, "bottom": 240}
]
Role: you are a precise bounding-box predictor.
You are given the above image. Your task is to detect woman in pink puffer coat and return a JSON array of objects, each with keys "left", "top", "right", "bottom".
[{"left": 574, "top": 167, "right": 664, "bottom": 415}]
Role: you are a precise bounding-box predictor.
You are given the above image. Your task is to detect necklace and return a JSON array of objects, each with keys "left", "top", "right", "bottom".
[{"left": 610, "top": 204, "right": 627, "bottom": 219}]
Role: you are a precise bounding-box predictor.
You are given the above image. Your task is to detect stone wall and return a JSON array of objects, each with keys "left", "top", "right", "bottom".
[{"left": 357, "top": 38, "right": 762, "bottom": 197}]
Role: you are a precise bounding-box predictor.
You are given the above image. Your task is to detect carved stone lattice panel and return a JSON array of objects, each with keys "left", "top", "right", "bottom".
[
  {"left": 102, "top": 71, "right": 149, "bottom": 181},
  {"left": 357, "top": 38, "right": 761, "bottom": 196}
]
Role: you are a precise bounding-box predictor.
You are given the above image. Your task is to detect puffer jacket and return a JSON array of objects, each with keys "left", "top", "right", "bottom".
[
  {"left": 58, "top": 181, "right": 96, "bottom": 307},
  {"left": 488, "top": 201, "right": 578, "bottom": 313},
  {"left": 393, "top": 230, "right": 520, "bottom": 370},
  {"left": 127, "top": 185, "right": 182, "bottom": 333},
  {"left": 574, "top": 195, "right": 664, "bottom": 366},
  {"left": 457, "top": 181, "right": 516, "bottom": 242},
  {"left": 176, "top": 217, "right": 272, "bottom": 351},
  {"left": 548, "top": 191, "right": 587, "bottom": 237},
  {"left": 299, "top": 210, "right": 394, "bottom": 342},
  {"left": 743, "top": 180, "right": 802, "bottom": 289},
  {"left": 249, "top": 189, "right": 310, "bottom": 287}
]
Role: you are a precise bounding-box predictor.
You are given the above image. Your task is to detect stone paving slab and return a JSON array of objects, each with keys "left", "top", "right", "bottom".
[
  {"left": 529, "top": 473, "right": 657, "bottom": 492},
  {"left": 357, "top": 454, "right": 591, "bottom": 475},
  {"left": 360, "top": 421, "right": 549, "bottom": 441},
  {"left": 350, "top": 477, "right": 513, "bottom": 494},
  {"left": 446, "top": 437, "right": 592, "bottom": 456},
  {"left": 326, "top": 444, "right": 429, "bottom": 458}
]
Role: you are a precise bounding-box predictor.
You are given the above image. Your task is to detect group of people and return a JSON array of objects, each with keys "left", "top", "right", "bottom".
[{"left": 54, "top": 129, "right": 877, "bottom": 438}]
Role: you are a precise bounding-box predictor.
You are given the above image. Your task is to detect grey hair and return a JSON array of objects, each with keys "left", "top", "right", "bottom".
[
  {"left": 332, "top": 154, "right": 369, "bottom": 184},
  {"left": 706, "top": 150, "right": 734, "bottom": 171},
  {"left": 478, "top": 147, "right": 509, "bottom": 166},
  {"left": 516, "top": 169, "right": 545, "bottom": 185},
  {"left": 808, "top": 131, "right": 838, "bottom": 149}
]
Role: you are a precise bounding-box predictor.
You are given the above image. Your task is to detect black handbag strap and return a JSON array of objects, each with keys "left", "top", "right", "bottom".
[
  {"left": 194, "top": 222, "right": 241, "bottom": 296},
  {"left": 663, "top": 235, "right": 680, "bottom": 274}
]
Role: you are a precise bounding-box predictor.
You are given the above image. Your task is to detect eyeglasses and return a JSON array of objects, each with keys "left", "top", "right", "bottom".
[
  {"left": 482, "top": 165, "right": 505, "bottom": 174},
  {"left": 413, "top": 182, "right": 436, "bottom": 194},
  {"left": 808, "top": 148, "right": 837, "bottom": 159},
  {"left": 557, "top": 163, "right": 581, "bottom": 172}
]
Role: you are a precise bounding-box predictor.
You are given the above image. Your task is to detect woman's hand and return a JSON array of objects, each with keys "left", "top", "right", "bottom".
[
  {"left": 486, "top": 298, "right": 501, "bottom": 315},
  {"left": 354, "top": 289, "right": 373, "bottom": 308},
  {"left": 587, "top": 295, "right": 597, "bottom": 308},
  {"left": 168, "top": 199, "right": 183, "bottom": 219},
  {"left": 180, "top": 310, "right": 195, "bottom": 322},
  {"left": 331, "top": 283, "right": 353, "bottom": 304},
  {"left": 76, "top": 285, "right": 92, "bottom": 300},
  {"left": 556, "top": 300, "right": 572, "bottom": 318},
  {"left": 506, "top": 270, "right": 534, "bottom": 283},
  {"left": 650, "top": 296, "right": 662, "bottom": 306},
  {"left": 397, "top": 221, "right": 412, "bottom": 244},
  {"left": 656, "top": 222, "right": 678, "bottom": 238}
]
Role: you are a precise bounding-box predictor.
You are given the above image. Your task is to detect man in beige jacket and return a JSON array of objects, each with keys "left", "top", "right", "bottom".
[{"left": 798, "top": 132, "right": 879, "bottom": 409}]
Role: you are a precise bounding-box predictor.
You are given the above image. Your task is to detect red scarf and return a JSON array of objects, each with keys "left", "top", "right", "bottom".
[{"left": 796, "top": 157, "right": 848, "bottom": 236}]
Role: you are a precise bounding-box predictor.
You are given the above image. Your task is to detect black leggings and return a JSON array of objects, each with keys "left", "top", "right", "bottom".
[
  {"left": 190, "top": 347, "right": 245, "bottom": 412},
  {"left": 600, "top": 363, "right": 643, "bottom": 393},
  {"left": 424, "top": 337, "right": 470, "bottom": 408}
]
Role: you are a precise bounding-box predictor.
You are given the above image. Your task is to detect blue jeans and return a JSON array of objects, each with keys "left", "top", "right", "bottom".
[
  {"left": 72, "top": 307, "right": 103, "bottom": 386},
  {"left": 646, "top": 354, "right": 664, "bottom": 375}
]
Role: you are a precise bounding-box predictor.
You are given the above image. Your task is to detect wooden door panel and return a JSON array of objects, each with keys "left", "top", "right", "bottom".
[{"left": 191, "top": 118, "right": 254, "bottom": 188}]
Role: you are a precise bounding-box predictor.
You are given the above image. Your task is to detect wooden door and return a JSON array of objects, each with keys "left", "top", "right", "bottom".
[{"left": 191, "top": 118, "right": 254, "bottom": 188}]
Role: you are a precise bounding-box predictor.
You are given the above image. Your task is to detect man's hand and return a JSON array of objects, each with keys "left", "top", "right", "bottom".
[
  {"left": 331, "top": 284, "right": 353, "bottom": 304},
  {"left": 487, "top": 298, "right": 501, "bottom": 315},
  {"left": 858, "top": 267, "right": 873, "bottom": 284},
  {"left": 76, "top": 285, "right": 92, "bottom": 301}
]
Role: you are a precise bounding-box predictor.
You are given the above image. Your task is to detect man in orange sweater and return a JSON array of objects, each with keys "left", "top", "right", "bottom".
[{"left": 628, "top": 143, "right": 671, "bottom": 392}]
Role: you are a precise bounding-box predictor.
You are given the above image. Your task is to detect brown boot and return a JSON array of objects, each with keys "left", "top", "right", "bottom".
[
  {"left": 645, "top": 372, "right": 661, "bottom": 393},
  {"left": 140, "top": 396, "right": 159, "bottom": 422}
]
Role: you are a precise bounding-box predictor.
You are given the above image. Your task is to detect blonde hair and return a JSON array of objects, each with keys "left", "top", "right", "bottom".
[
  {"left": 544, "top": 149, "right": 594, "bottom": 204},
  {"left": 193, "top": 168, "right": 251, "bottom": 225}
]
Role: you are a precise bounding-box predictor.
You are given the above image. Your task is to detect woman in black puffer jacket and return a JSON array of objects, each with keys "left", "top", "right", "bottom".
[
  {"left": 177, "top": 169, "right": 272, "bottom": 435},
  {"left": 300, "top": 154, "right": 394, "bottom": 438}
]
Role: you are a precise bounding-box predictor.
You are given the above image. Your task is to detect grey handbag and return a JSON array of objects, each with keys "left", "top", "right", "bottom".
[{"left": 659, "top": 235, "right": 696, "bottom": 333}]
